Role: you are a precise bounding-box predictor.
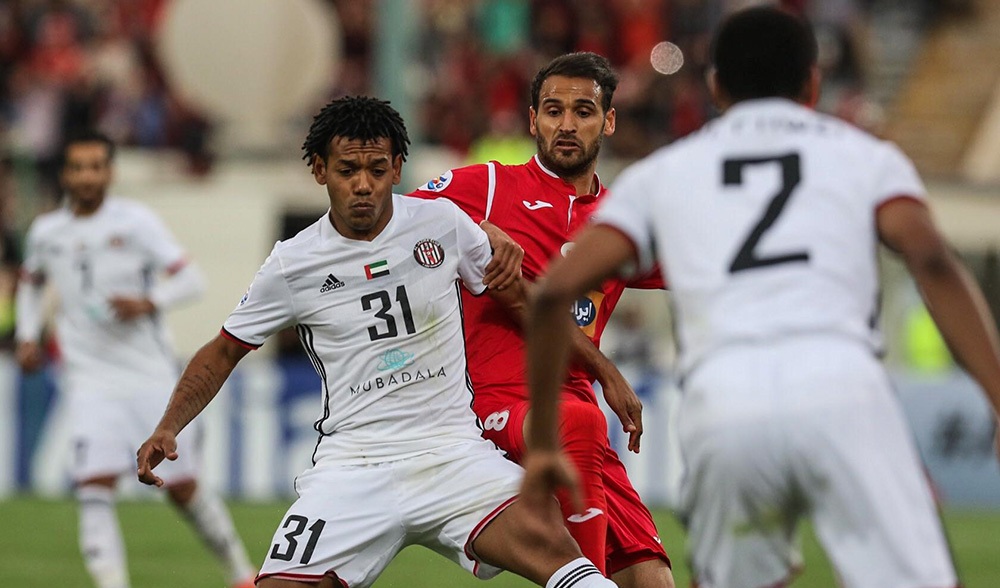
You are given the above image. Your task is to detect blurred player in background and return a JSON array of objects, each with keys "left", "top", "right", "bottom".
[
  {"left": 524, "top": 7, "right": 1000, "bottom": 588},
  {"left": 14, "top": 130, "right": 256, "bottom": 588},
  {"left": 136, "top": 96, "right": 619, "bottom": 588},
  {"left": 410, "top": 52, "right": 673, "bottom": 588}
]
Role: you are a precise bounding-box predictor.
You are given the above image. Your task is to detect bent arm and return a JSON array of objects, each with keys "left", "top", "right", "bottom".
[
  {"left": 137, "top": 334, "right": 250, "bottom": 486},
  {"left": 150, "top": 261, "right": 207, "bottom": 310},
  {"left": 878, "top": 198, "right": 1000, "bottom": 418},
  {"left": 156, "top": 334, "right": 250, "bottom": 436}
]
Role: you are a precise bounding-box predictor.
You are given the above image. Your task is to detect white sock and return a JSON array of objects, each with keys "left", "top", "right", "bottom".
[
  {"left": 545, "top": 557, "right": 617, "bottom": 588},
  {"left": 77, "top": 485, "right": 129, "bottom": 588},
  {"left": 178, "top": 489, "right": 255, "bottom": 584}
]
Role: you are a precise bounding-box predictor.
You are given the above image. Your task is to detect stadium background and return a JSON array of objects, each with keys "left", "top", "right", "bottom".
[{"left": 1, "top": 0, "right": 999, "bottom": 585}]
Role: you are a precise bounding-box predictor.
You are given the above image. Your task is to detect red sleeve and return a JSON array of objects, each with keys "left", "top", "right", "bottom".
[
  {"left": 626, "top": 265, "right": 667, "bottom": 290},
  {"left": 407, "top": 164, "right": 491, "bottom": 223}
]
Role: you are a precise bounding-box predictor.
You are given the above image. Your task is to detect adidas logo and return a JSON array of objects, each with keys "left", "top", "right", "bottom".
[{"left": 319, "top": 274, "right": 345, "bottom": 293}]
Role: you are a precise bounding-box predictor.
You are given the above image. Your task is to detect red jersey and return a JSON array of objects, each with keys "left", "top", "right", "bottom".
[{"left": 409, "top": 156, "right": 663, "bottom": 404}]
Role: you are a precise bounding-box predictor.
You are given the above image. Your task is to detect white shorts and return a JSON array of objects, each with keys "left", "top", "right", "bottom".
[
  {"left": 257, "top": 439, "right": 523, "bottom": 588},
  {"left": 678, "top": 337, "right": 957, "bottom": 588},
  {"left": 67, "top": 380, "right": 200, "bottom": 485}
]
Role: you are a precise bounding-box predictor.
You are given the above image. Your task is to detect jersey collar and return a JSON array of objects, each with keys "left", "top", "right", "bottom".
[{"left": 528, "top": 155, "right": 603, "bottom": 200}]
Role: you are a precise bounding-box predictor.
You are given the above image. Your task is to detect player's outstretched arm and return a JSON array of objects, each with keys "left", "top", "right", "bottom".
[
  {"left": 878, "top": 198, "right": 1000, "bottom": 430},
  {"left": 523, "top": 225, "right": 636, "bottom": 500},
  {"left": 137, "top": 334, "right": 250, "bottom": 487}
]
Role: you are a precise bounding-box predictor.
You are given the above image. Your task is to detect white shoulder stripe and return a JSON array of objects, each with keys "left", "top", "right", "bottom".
[{"left": 485, "top": 161, "right": 496, "bottom": 221}]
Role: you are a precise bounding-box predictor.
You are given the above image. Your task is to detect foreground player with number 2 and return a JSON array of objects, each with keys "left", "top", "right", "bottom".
[
  {"left": 137, "top": 96, "right": 618, "bottom": 588},
  {"left": 524, "top": 7, "right": 1000, "bottom": 588}
]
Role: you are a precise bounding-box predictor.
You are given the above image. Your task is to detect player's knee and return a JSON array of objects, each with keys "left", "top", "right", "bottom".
[{"left": 523, "top": 519, "right": 583, "bottom": 562}]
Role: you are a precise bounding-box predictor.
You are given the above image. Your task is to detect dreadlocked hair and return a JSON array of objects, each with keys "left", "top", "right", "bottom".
[{"left": 302, "top": 96, "right": 410, "bottom": 165}]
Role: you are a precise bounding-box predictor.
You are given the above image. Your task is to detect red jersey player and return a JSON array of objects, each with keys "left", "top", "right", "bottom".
[{"left": 410, "top": 53, "right": 673, "bottom": 588}]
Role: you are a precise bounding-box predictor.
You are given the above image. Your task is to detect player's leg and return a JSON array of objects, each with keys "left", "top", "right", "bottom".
[
  {"left": 256, "top": 463, "right": 405, "bottom": 588},
  {"left": 77, "top": 475, "right": 129, "bottom": 588},
  {"left": 418, "top": 439, "right": 614, "bottom": 587},
  {"left": 798, "top": 343, "right": 958, "bottom": 588},
  {"left": 474, "top": 500, "right": 617, "bottom": 587},
  {"left": 479, "top": 398, "right": 612, "bottom": 573},
  {"left": 602, "top": 450, "right": 673, "bottom": 588},
  {"left": 72, "top": 392, "right": 132, "bottom": 588},
  {"left": 678, "top": 347, "right": 804, "bottom": 588},
  {"left": 165, "top": 478, "right": 256, "bottom": 588}
]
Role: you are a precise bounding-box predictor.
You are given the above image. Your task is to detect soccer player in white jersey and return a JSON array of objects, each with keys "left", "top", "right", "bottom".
[
  {"left": 136, "top": 96, "right": 619, "bottom": 588},
  {"left": 15, "top": 130, "right": 256, "bottom": 588},
  {"left": 522, "top": 6, "right": 1000, "bottom": 588}
]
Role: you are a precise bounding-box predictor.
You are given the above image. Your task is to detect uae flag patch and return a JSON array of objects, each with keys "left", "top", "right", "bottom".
[{"left": 364, "top": 260, "right": 390, "bottom": 279}]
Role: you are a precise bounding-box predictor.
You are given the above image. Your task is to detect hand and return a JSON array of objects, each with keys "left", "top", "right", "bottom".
[
  {"left": 519, "top": 450, "right": 583, "bottom": 515},
  {"left": 108, "top": 296, "right": 155, "bottom": 321},
  {"left": 598, "top": 367, "right": 644, "bottom": 453},
  {"left": 16, "top": 341, "right": 44, "bottom": 372},
  {"left": 136, "top": 430, "right": 179, "bottom": 487},
  {"left": 480, "top": 220, "right": 523, "bottom": 291}
]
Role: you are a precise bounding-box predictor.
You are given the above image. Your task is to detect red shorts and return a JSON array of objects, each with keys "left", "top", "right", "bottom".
[{"left": 475, "top": 397, "right": 670, "bottom": 573}]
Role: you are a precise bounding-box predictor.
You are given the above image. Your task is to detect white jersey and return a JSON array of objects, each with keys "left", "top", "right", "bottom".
[
  {"left": 21, "top": 197, "right": 187, "bottom": 393},
  {"left": 223, "top": 194, "right": 494, "bottom": 465},
  {"left": 598, "top": 99, "right": 926, "bottom": 375}
]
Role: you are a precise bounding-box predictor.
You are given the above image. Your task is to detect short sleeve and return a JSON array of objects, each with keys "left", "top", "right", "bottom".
[
  {"left": 222, "top": 244, "right": 296, "bottom": 349},
  {"left": 595, "top": 162, "right": 658, "bottom": 274},
  {"left": 133, "top": 205, "right": 187, "bottom": 272},
  {"left": 408, "top": 164, "right": 490, "bottom": 223},
  {"left": 873, "top": 141, "right": 926, "bottom": 207},
  {"left": 451, "top": 203, "right": 492, "bottom": 295}
]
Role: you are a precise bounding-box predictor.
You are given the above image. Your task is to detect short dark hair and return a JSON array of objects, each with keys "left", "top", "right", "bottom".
[
  {"left": 61, "top": 129, "right": 115, "bottom": 167},
  {"left": 302, "top": 96, "right": 410, "bottom": 165},
  {"left": 711, "top": 6, "right": 818, "bottom": 102},
  {"left": 530, "top": 52, "right": 619, "bottom": 113}
]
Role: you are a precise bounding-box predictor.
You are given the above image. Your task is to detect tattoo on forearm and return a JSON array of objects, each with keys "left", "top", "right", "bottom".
[{"left": 163, "top": 359, "right": 231, "bottom": 432}]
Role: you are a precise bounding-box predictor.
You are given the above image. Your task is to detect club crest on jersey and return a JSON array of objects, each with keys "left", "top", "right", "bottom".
[
  {"left": 238, "top": 286, "right": 251, "bottom": 306},
  {"left": 422, "top": 170, "right": 453, "bottom": 192},
  {"left": 413, "top": 239, "right": 445, "bottom": 268}
]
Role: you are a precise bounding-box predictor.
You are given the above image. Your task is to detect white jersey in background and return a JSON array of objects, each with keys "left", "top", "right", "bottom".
[
  {"left": 19, "top": 197, "right": 189, "bottom": 393},
  {"left": 598, "top": 98, "right": 925, "bottom": 375},
  {"left": 223, "top": 194, "right": 494, "bottom": 466}
]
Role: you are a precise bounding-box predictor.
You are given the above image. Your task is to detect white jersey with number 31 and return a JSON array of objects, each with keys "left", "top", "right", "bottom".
[
  {"left": 598, "top": 99, "right": 926, "bottom": 375},
  {"left": 223, "top": 194, "right": 494, "bottom": 466}
]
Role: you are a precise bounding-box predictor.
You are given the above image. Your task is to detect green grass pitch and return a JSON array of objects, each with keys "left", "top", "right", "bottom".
[{"left": 1, "top": 496, "right": 997, "bottom": 586}]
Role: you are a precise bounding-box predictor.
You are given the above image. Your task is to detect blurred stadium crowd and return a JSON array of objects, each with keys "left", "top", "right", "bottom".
[
  {"left": 0, "top": 0, "right": 966, "bottom": 200},
  {"left": 0, "top": 0, "right": 980, "bottom": 346}
]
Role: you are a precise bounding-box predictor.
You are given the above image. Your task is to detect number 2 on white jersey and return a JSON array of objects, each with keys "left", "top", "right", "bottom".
[{"left": 724, "top": 153, "right": 809, "bottom": 273}]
